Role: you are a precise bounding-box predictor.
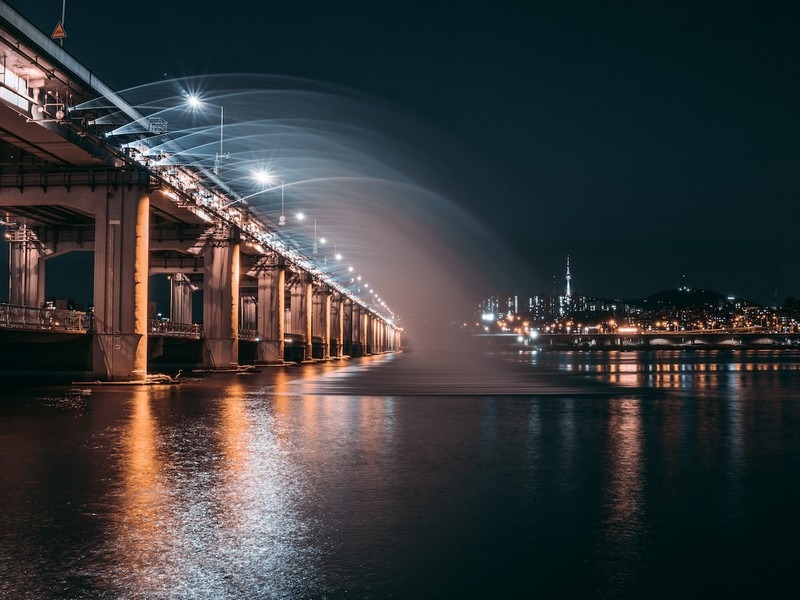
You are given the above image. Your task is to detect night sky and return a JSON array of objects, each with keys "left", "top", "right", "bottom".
[{"left": 6, "top": 0, "right": 800, "bottom": 305}]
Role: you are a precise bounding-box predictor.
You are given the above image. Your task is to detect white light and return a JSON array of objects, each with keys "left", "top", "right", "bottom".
[
  {"left": 251, "top": 169, "right": 273, "bottom": 185},
  {"left": 186, "top": 94, "right": 202, "bottom": 109},
  {"left": 319, "top": 237, "right": 327, "bottom": 244},
  {"left": 481, "top": 312, "right": 495, "bottom": 321},
  {"left": 296, "top": 212, "right": 305, "bottom": 221},
  {"left": 348, "top": 266, "right": 354, "bottom": 272},
  {"left": 335, "top": 253, "right": 343, "bottom": 260}
]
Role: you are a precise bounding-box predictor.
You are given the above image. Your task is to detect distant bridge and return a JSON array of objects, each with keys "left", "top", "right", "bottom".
[
  {"left": 477, "top": 332, "right": 800, "bottom": 350},
  {"left": 0, "top": 3, "right": 400, "bottom": 380}
]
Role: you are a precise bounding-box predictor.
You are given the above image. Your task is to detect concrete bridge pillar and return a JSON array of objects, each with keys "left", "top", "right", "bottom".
[
  {"left": 202, "top": 230, "right": 240, "bottom": 368},
  {"left": 331, "top": 293, "right": 344, "bottom": 358},
  {"left": 374, "top": 319, "right": 384, "bottom": 353},
  {"left": 387, "top": 324, "right": 394, "bottom": 351},
  {"left": 373, "top": 315, "right": 381, "bottom": 353},
  {"left": 254, "top": 257, "right": 285, "bottom": 364},
  {"left": 364, "top": 312, "right": 372, "bottom": 355},
  {"left": 375, "top": 317, "right": 383, "bottom": 353},
  {"left": 92, "top": 186, "right": 150, "bottom": 381},
  {"left": 350, "top": 302, "right": 366, "bottom": 356},
  {"left": 290, "top": 273, "right": 313, "bottom": 361},
  {"left": 350, "top": 303, "right": 360, "bottom": 357},
  {"left": 359, "top": 308, "right": 369, "bottom": 355},
  {"left": 342, "top": 297, "right": 353, "bottom": 356},
  {"left": 170, "top": 273, "right": 194, "bottom": 324},
  {"left": 240, "top": 295, "right": 257, "bottom": 332},
  {"left": 7, "top": 228, "right": 48, "bottom": 308},
  {"left": 312, "top": 284, "right": 331, "bottom": 359}
]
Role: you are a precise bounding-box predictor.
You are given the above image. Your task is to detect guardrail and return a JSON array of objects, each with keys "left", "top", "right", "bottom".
[
  {"left": 238, "top": 329, "right": 258, "bottom": 341},
  {"left": 0, "top": 303, "right": 92, "bottom": 332},
  {"left": 148, "top": 319, "right": 202, "bottom": 339}
]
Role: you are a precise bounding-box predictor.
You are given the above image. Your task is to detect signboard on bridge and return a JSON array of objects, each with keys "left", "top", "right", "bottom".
[{"left": 51, "top": 21, "right": 67, "bottom": 40}]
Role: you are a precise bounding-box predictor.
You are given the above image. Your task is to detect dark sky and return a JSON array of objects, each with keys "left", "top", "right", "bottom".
[{"left": 6, "top": 0, "right": 800, "bottom": 305}]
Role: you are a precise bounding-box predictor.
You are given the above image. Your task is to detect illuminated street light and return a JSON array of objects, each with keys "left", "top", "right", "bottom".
[
  {"left": 247, "top": 170, "right": 286, "bottom": 226},
  {"left": 185, "top": 94, "right": 229, "bottom": 175}
]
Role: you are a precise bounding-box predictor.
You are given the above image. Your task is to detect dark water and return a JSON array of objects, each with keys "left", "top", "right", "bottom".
[{"left": 2, "top": 346, "right": 800, "bottom": 598}]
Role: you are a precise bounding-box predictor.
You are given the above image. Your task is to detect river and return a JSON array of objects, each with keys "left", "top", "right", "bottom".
[{"left": 1, "top": 343, "right": 799, "bottom": 598}]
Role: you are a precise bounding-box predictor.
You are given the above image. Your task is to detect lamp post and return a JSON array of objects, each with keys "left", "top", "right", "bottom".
[
  {"left": 213, "top": 105, "right": 229, "bottom": 175},
  {"left": 186, "top": 95, "right": 228, "bottom": 175},
  {"left": 249, "top": 170, "right": 288, "bottom": 226}
]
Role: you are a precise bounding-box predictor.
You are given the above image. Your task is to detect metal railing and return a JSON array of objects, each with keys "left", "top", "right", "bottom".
[
  {"left": 148, "top": 319, "right": 202, "bottom": 338},
  {"left": 238, "top": 329, "right": 259, "bottom": 341},
  {"left": 0, "top": 303, "right": 92, "bottom": 332}
]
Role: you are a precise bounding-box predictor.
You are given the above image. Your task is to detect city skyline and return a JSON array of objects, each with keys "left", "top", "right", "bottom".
[{"left": 485, "top": 254, "right": 790, "bottom": 308}]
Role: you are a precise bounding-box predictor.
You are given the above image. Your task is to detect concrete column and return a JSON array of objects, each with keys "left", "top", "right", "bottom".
[
  {"left": 254, "top": 260, "right": 285, "bottom": 364},
  {"left": 352, "top": 305, "right": 366, "bottom": 357},
  {"left": 374, "top": 319, "right": 384, "bottom": 353},
  {"left": 290, "top": 273, "right": 313, "bottom": 361},
  {"left": 359, "top": 308, "right": 369, "bottom": 355},
  {"left": 170, "top": 273, "right": 194, "bottom": 324},
  {"left": 202, "top": 231, "right": 240, "bottom": 368},
  {"left": 8, "top": 230, "right": 46, "bottom": 308},
  {"left": 312, "top": 284, "right": 331, "bottom": 359},
  {"left": 331, "top": 293, "right": 344, "bottom": 358},
  {"left": 369, "top": 313, "right": 377, "bottom": 354},
  {"left": 240, "top": 295, "right": 257, "bottom": 332},
  {"left": 92, "top": 186, "right": 150, "bottom": 381},
  {"left": 350, "top": 303, "right": 360, "bottom": 357},
  {"left": 342, "top": 297, "right": 353, "bottom": 357},
  {"left": 363, "top": 311, "right": 370, "bottom": 354}
]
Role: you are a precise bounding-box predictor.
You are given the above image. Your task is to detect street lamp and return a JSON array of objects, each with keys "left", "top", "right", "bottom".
[
  {"left": 186, "top": 94, "right": 229, "bottom": 175},
  {"left": 248, "top": 170, "right": 287, "bottom": 226}
]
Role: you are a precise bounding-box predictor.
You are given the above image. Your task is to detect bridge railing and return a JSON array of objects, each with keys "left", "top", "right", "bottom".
[
  {"left": 148, "top": 319, "right": 202, "bottom": 338},
  {"left": 0, "top": 303, "right": 92, "bottom": 332},
  {"left": 238, "top": 329, "right": 259, "bottom": 341}
]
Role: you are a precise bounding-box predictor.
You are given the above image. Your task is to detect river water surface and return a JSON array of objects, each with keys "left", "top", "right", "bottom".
[{"left": 1, "top": 344, "right": 799, "bottom": 598}]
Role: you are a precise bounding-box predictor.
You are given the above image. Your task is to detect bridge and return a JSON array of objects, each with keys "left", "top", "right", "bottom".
[
  {"left": 0, "top": 3, "right": 400, "bottom": 380},
  {"left": 478, "top": 331, "right": 800, "bottom": 350}
]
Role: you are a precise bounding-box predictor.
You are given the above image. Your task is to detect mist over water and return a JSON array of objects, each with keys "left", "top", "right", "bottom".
[{"left": 77, "top": 74, "right": 529, "bottom": 334}]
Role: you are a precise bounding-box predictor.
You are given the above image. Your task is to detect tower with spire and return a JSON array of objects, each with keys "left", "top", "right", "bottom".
[{"left": 565, "top": 255, "right": 572, "bottom": 298}]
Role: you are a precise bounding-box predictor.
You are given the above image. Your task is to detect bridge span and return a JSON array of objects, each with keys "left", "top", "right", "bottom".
[
  {"left": 478, "top": 331, "right": 800, "bottom": 350},
  {"left": 0, "top": 3, "right": 400, "bottom": 380}
]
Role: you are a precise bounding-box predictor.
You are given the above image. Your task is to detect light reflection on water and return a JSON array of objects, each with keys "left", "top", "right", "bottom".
[
  {"left": 85, "top": 383, "right": 319, "bottom": 599},
  {"left": 1, "top": 349, "right": 800, "bottom": 597},
  {"left": 529, "top": 348, "right": 800, "bottom": 395},
  {"left": 600, "top": 398, "right": 644, "bottom": 590}
]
